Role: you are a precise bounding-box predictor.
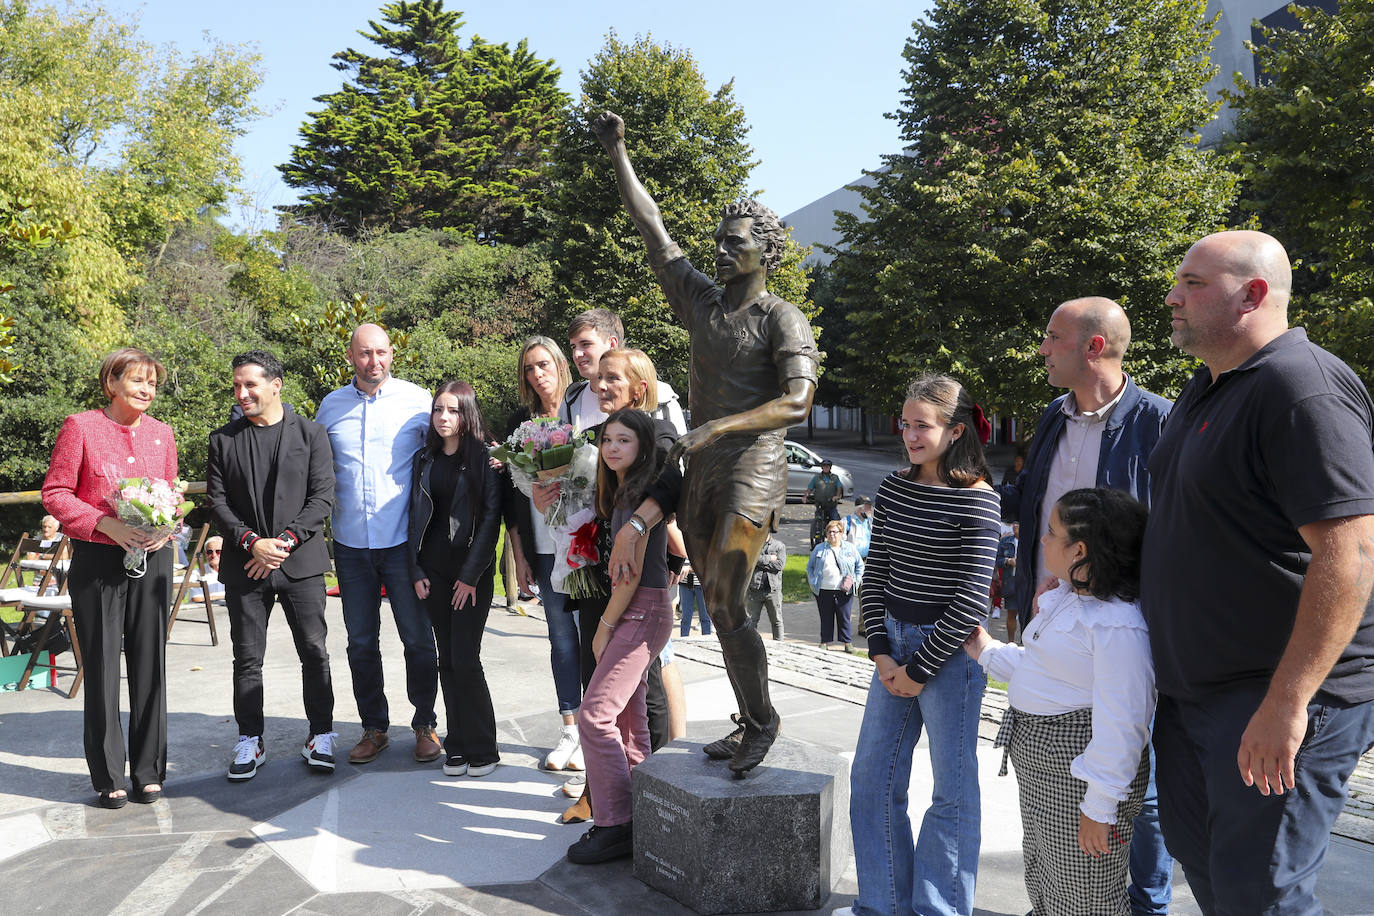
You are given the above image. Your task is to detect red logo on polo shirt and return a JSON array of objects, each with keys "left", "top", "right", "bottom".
[{"left": 1198, "top": 421, "right": 1209, "bottom": 433}]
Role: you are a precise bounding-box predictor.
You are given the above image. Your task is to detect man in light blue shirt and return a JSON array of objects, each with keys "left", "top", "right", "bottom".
[{"left": 315, "top": 323, "right": 441, "bottom": 766}]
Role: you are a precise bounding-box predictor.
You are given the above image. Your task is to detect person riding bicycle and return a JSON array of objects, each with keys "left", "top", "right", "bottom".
[{"left": 805, "top": 459, "right": 843, "bottom": 545}]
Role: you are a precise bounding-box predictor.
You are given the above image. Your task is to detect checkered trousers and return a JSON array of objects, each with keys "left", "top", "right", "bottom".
[{"left": 996, "top": 706, "right": 1149, "bottom": 916}]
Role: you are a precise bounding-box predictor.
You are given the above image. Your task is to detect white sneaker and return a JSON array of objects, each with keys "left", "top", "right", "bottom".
[
  {"left": 302, "top": 732, "right": 337, "bottom": 771},
  {"left": 228, "top": 735, "right": 265, "bottom": 781},
  {"left": 544, "top": 724, "right": 581, "bottom": 771},
  {"left": 562, "top": 772, "right": 586, "bottom": 797}
]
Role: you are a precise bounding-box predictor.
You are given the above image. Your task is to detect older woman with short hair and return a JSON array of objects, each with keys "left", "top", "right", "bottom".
[{"left": 42, "top": 347, "right": 179, "bottom": 808}]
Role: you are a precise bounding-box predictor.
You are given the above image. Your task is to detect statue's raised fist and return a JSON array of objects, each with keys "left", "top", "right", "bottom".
[{"left": 591, "top": 111, "right": 624, "bottom": 148}]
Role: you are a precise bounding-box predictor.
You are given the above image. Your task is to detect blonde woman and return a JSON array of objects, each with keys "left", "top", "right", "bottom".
[{"left": 502, "top": 336, "right": 584, "bottom": 772}]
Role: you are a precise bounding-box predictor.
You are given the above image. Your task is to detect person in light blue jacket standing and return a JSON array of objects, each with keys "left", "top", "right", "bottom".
[{"left": 806, "top": 519, "right": 864, "bottom": 652}]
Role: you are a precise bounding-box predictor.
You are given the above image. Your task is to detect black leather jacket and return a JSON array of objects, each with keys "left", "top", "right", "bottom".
[{"left": 407, "top": 445, "right": 503, "bottom": 586}]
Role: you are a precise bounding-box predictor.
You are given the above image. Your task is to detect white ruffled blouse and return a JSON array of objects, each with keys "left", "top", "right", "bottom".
[{"left": 979, "top": 581, "right": 1156, "bottom": 824}]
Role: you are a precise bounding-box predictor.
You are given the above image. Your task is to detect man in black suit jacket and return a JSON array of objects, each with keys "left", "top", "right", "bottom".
[{"left": 207, "top": 350, "right": 337, "bottom": 782}]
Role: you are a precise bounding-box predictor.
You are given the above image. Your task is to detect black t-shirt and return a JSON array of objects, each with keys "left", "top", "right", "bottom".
[
  {"left": 1141, "top": 329, "right": 1374, "bottom": 704},
  {"left": 245, "top": 420, "right": 284, "bottom": 534},
  {"left": 420, "top": 451, "right": 463, "bottom": 575}
]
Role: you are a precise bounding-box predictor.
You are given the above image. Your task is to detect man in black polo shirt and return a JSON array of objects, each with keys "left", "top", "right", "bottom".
[{"left": 1141, "top": 230, "right": 1374, "bottom": 913}]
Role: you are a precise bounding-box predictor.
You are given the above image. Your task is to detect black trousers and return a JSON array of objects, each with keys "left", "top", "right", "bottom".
[
  {"left": 576, "top": 594, "right": 669, "bottom": 752},
  {"left": 68, "top": 540, "right": 172, "bottom": 792},
  {"left": 422, "top": 565, "right": 499, "bottom": 763},
  {"left": 816, "top": 588, "right": 854, "bottom": 643},
  {"left": 225, "top": 570, "right": 333, "bottom": 737}
]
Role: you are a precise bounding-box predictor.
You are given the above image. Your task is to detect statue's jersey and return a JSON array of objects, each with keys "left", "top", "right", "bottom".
[
  {"left": 651, "top": 248, "right": 819, "bottom": 429},
  {"left": 650, "top": 246, "right": 819, "bottom": 536}
]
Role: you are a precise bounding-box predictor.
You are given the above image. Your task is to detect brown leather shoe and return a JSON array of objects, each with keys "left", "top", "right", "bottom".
[
  {"left": 413, "top": 726, "right": 442, "bottom": 763},
  {"left": 348, "top": 728, "right": 390, "bottom": 764}
]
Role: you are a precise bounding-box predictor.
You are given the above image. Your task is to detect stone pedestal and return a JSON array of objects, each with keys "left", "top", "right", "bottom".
[{"left": 631, "top": 736, "right": 850, "bottom": 915}]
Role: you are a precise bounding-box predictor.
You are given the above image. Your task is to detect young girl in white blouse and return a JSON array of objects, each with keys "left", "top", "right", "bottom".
[{"left": 965, "top": 487, "right": 1155, "bottom": 916}]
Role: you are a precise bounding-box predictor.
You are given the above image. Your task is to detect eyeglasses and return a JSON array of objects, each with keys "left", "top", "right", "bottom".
[{"left": 206, "top": 549, "right": 222, "bottom": 555}]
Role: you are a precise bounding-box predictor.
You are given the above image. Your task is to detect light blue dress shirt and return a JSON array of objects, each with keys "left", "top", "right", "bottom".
[{"left": 316, "top": 375, "right": 432, "bottom": 550}]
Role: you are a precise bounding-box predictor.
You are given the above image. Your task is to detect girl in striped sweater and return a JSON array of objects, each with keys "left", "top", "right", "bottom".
[{"left": 841, "top": 374, "right": 1001, "bottom": 916}]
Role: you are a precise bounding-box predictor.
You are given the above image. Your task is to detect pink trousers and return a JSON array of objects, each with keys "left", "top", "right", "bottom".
[{"left": 578, "top": 586, "right": 673, "bottom": 826}]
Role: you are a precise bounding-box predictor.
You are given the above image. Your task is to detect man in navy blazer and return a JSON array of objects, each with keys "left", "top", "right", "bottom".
[
  {"left": 207, "top": 350, "right": 337, "bottom": 783},
  {"left": 998, "top": 297, "right": 1174, "bottom": 916}
]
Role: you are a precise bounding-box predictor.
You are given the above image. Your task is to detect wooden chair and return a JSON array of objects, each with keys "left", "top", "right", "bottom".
[
  {"left": 166, "top": 524, "right": 219, "bottom": 645},
  {"left": 0, "top": 532, "right": 30, "bottom": 593},
  {"left": 10, "top": 538, "right": 83, "bottom": 697},
  {"left": 1, "top": 534, "right": 64, "bottom": 656}
]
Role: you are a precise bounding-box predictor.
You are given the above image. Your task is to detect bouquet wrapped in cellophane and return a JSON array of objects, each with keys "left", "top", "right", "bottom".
[
  {"left": 491, "top": 418, "right": 596, "bottom": 528},
  {"left": 107, "top": 474, "right": 193, "bottom": 576},
  {"left": 551, "top": 509, "right": 608, "bottom": 599}
]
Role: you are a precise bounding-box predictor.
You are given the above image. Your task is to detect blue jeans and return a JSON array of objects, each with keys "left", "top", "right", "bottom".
[
  {"left": 1128, "top": 742, "right": 1173, "bottom": 915},
  {"left": 1154, "top": 688, "right": 1374, "bottom": 915},
  {"left": 679, "top": 583, "right": 710, "bottom": 636},
  {"left": 534, "top": 552, "right": 581, "bottom": 715},
  {"left": 334, "top": 542, "right": 438, "bottom": 731},
  {"left": 850, "top": 619, "right": 985, "bottom": 916}
]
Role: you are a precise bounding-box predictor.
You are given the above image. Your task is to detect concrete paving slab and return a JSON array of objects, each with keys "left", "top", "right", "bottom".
[
  {"left": 253, "top": 767, "right": 575, "bottom": 893},
  {"left": 0, "top": 811, "right": 49, "bottom": 863}
]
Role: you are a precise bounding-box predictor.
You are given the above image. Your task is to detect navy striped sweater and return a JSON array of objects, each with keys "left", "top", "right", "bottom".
[{"left": 860, "top": 471, "right": 1002, "bottom": 683}]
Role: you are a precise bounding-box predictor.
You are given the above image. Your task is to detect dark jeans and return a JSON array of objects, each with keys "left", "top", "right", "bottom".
[
  {"left": 1154, "top": 688, "right": 1374, "bottom": 915},
  {"left": 225, "top": 570, "right": 333, "bottom": 737},
  {"left": 816, "top": 588, "right": 853, "bottom": 643},
  {"left": 68, "top": 541, "right": 172, "bottom": 792},
  {"left": 1128, "top": 744, "right": 1173, "bottom": 915},
  {"left": 422, "top": 565, "right": 499, "bottom": 763},
  {"left": 334, "top": 542, "right": 438, "bottom": 731}
]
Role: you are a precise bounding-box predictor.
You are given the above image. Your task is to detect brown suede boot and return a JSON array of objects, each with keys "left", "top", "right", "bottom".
[{"left": 559, "top": 784, "right": 593, "bottom": 824}]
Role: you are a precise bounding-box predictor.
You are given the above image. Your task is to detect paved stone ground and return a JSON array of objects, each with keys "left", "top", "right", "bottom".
[{"left": 1, "top": 597, "right": 1371, "bottom": 915}]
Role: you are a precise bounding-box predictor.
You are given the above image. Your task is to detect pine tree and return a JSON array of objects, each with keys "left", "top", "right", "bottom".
[
  {"left": 831, "top": 0, "right": 1236, "bottom": 418},
  {"left": 279, "top": 0, "right": 567, "bottom": 243}
]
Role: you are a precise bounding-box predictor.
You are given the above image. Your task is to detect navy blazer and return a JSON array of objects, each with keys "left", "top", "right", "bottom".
[
  {"left": 999, "top": 376, "right": 1170, "bottom": 624},
  {"left": 206, "top": 408, "right": 336, "bottom": 590}
]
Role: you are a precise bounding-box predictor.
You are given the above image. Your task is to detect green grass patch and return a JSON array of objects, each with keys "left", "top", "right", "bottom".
[{"left": 783, "top": 553, "right": 812, "bottom": 603}]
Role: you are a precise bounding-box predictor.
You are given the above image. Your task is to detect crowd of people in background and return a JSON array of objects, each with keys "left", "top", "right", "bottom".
[{"left": 31, "top": 228, "right": 1374, "bottom": 913}]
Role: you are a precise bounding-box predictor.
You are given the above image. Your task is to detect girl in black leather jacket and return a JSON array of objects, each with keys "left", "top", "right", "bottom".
[{"left": 407, "top": 380, "right": 504, "bottom": 776}]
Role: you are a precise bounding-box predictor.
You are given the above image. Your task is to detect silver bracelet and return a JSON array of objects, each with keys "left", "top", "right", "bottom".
[{"left": 600, "top": 619, "right": 615, "bottom": 630}]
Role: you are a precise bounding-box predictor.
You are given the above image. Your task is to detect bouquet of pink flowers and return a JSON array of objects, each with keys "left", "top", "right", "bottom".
[
  {"left": 491, "top": 418, "right": 596, "bottom": 528},
  {"left": 108, "top": 475, "right": 193, "bottom": 575}
]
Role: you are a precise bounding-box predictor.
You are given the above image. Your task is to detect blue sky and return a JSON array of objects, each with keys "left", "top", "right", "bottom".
[{"left": 102, "top": 0, "right": 929, "bottom": 231}]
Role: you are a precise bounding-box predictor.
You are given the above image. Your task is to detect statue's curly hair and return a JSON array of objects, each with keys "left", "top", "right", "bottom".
[{"left": 720, "top": 199, "right": 787, "bottom": 273}]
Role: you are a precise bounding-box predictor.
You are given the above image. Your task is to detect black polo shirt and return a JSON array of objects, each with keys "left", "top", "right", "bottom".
[{"left": 1141, "top": 328, "right": 1374, "bottom": 705}]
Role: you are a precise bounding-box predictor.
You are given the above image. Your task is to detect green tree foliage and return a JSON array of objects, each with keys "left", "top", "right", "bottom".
[
  {"left": 830, "top": 0, "right": 1236, "bottom": 419},
  {"left": 1226, "top": 1, "right": 1374, "bottom": 380},
  {"left": 543, "top": 32, "right": 814, "bottom": 393},
  {"left": 279, "top": 0, "right": 567, "bottom": 243},
  {"left": 0, "top": 1, "right": 260, "bottom": 523},
  {"left": 0, "top": 0, "right": 261, "bottom": 349}
]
